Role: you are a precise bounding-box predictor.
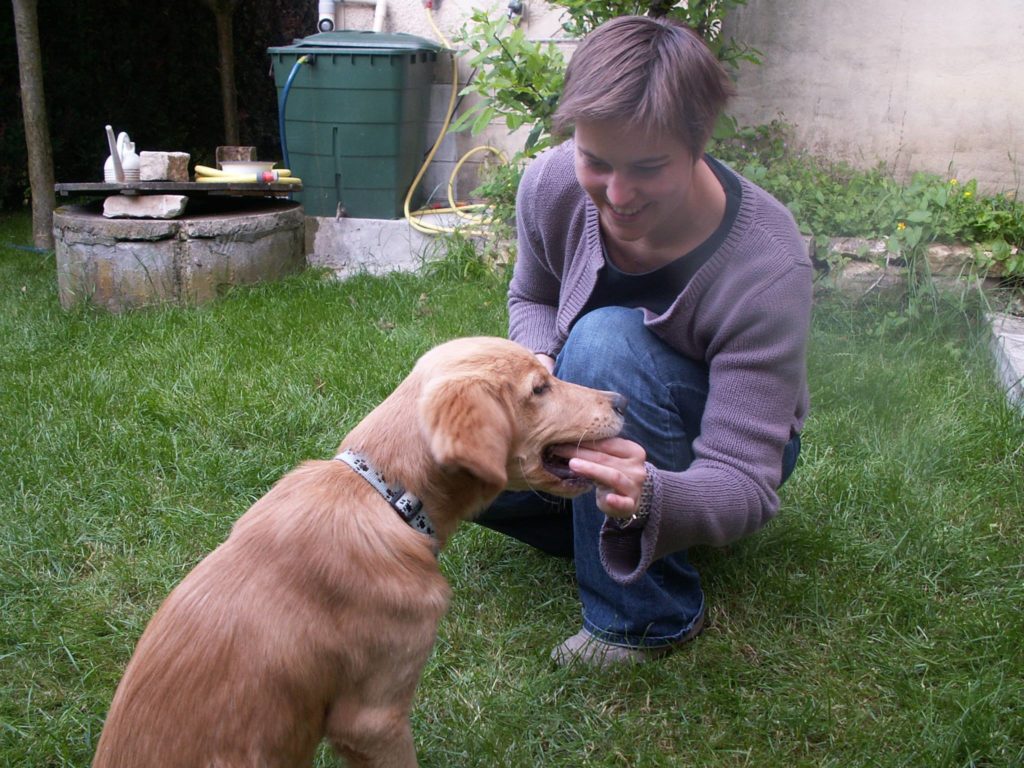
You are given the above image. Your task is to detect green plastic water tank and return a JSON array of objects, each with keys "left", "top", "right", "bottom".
[{"left": 269, "top": 31, "right": 441, "bottom": 219}]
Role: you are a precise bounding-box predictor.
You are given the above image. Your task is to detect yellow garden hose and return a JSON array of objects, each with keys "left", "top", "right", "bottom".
[
  {"left": 193, "top": 165, "right": 303, "bottom": 185},
  {"left": 402, "top": 7, "right": 508, "bottom": 236}
]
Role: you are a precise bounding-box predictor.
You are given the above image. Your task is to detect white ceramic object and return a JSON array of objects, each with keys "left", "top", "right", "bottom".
[
  {"left": 119, "top": 133, "right": 141, "bottom": 182},
  {"left": 104, "top": 129, "right": 141, "bottom": 183},
  {"left": 219, "top": 161, "right": 276, "bottom": 174},
  {"left": 104, "top": 125, "right": 123, "bottom": 182}
]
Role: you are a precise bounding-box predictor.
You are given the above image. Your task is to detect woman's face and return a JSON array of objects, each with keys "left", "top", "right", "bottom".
[{"left": 573, "top": 120, "right": 699, "bottom": 248}]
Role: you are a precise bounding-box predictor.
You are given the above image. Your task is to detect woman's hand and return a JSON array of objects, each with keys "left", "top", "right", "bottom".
[{"left": 554, "top": 437, "right": 648, "bottom": 519}]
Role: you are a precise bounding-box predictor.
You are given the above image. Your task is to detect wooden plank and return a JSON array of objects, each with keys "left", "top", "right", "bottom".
[{"left": 55, "top": 181, "right": 301, "bottom": 196}]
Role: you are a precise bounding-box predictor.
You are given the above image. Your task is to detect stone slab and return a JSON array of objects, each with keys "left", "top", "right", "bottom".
[
  {"left": 989, "top": 312, "right": 1024, "bottom": 413},
  {"left": 825, "top": 259, "right": 905, "bottom": 295},
  {"left": 103, "top": 194, "right": 188, "bottom": 219}
]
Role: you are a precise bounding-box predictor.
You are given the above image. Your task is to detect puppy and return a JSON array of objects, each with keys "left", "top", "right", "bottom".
[{"left": 93, "top": 336, "right": 625, "bottom": 768}]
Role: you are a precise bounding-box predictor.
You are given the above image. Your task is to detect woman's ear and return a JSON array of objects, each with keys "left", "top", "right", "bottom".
[{"left": 418, "top": 375, "right": 514, "bottom": 489}]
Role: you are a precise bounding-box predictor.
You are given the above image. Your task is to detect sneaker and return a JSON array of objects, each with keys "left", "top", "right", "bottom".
[{"left": 550, "top": 610, "right": 706, "bottom": 668}]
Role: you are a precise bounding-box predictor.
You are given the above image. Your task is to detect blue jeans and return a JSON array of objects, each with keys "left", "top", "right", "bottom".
[{"left": 478, "top": 307, "right": 800, "bottom": 648}]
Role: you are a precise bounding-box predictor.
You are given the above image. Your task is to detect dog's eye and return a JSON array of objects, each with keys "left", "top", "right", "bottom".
[{"left": 532, "top": 382, "right": 551, "bottom": 396}]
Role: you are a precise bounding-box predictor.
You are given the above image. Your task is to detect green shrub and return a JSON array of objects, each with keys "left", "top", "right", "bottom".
[{"left": 453, "top": 0, "right": 756, "bottom": 162}]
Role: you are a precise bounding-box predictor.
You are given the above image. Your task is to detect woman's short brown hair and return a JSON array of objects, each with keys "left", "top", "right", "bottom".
[{"left": 552, "top": 15, "right": 735, "bottom": 158}]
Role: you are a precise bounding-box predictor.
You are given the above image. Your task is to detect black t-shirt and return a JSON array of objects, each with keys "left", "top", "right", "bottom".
[{"left": 581, "top": 155, "right": 742, "bottom": 317}]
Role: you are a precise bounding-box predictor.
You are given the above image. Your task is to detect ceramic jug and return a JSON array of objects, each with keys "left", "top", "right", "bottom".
[{"left": 104, "top": 127, "right": 141, "bottom": 183}]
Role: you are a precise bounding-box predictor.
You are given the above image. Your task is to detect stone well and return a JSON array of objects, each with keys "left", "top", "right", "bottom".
[{"left": 54, "top": 198, "right": 305, "bottom": 312}]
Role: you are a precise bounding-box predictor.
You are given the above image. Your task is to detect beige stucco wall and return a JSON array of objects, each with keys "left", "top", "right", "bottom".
[
  {"left": 329, "top": 0, "right": 1023, "bottom": 198},
  {"left": 329, "top": 0, "right": 567, "bottom": 51},
  {"left": 723, "top": 0, "right": 1024, "bottom": 194}
]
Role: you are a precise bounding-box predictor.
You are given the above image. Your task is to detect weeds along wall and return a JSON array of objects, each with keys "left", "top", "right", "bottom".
[{"left": 722, "top": 0, "right": 1024, "bottom": 195}]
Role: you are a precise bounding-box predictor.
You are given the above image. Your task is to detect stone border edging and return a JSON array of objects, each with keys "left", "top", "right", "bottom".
[{"left": 811, "top": 235, "right": 1023, "bottom": 413}]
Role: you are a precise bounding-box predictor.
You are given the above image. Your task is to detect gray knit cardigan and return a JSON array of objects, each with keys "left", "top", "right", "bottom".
[{"left": 508, "top": 141, "right": 814, "bottom": 584}]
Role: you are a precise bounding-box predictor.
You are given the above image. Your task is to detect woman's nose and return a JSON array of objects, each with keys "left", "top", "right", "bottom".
[{"left": 605, "top": 173, "right": 633, "bottom": 206}]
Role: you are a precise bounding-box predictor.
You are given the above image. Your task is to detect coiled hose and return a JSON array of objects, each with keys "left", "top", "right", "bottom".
[{"left": 403, "top": 8, "right": 507, "bottom": 236}]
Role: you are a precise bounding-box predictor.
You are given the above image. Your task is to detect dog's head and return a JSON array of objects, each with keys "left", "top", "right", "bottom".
[{"left": 415, "top": 337, "right": 626, "bottom": 498}]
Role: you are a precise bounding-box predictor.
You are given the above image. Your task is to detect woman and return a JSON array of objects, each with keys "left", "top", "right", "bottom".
[{"left": 477, "top": 15, "right": 813, "bottom": 667}]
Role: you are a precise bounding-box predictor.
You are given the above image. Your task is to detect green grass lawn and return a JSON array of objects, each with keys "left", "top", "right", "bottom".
[{"left": 2, "top": 212, "right": 1022, "bottom": 767}]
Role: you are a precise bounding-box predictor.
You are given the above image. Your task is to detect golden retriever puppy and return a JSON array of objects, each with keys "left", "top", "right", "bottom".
[{"left": 93, "top": 336, "right": 625, "bottom": 768}]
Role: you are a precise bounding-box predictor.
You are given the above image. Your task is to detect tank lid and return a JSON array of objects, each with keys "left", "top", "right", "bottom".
[{"left": 270, "top": 30, "right": 443, "bottom": 53}]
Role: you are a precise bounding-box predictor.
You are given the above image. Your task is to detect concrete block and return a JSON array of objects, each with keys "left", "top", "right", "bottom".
[
  {"left": 140, "top": 151, "right": 190, "bottom": 181},
  {"left": 305, "top": 216, "right": 441, "bottom": 277},
  {"left": 989, "top": 312, "right": 1024, "bottom": 412},
  {"left": 103, "top": 194, "right": 188, "bottom": 219}
]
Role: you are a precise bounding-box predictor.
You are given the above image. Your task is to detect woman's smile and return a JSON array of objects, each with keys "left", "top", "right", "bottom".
[
  {"left": 607, "top": 200, "right": 651, "bottom": 220},
  {"left": 606, "top": 201, "right": 647, "bottom": 225}
]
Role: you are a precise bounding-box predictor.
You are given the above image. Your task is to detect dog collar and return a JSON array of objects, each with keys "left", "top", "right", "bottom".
[{"left": 333, "top": 449, "right": 435, "bottom": 539}]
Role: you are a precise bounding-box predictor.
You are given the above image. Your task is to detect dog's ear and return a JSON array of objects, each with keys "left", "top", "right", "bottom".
[{"left": 418, "top": 375, "right": 513, "bottom": 488}]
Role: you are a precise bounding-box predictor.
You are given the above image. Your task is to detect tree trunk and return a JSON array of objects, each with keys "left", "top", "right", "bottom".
[
  {"left": 12, "top": 0, "right": 55, "bottom": 250},
  {"left": 203, "top": 0, "right": 241, "bottom": 145}
]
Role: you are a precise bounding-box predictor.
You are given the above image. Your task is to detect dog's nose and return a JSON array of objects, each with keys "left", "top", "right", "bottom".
[{"left": 611, "top": 393, "right": 628, "bottom": 416}]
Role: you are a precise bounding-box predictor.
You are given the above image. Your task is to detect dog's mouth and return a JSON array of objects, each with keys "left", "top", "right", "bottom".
[{"left": 541, "top": 445, "right": 590, "bottom": 485}]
